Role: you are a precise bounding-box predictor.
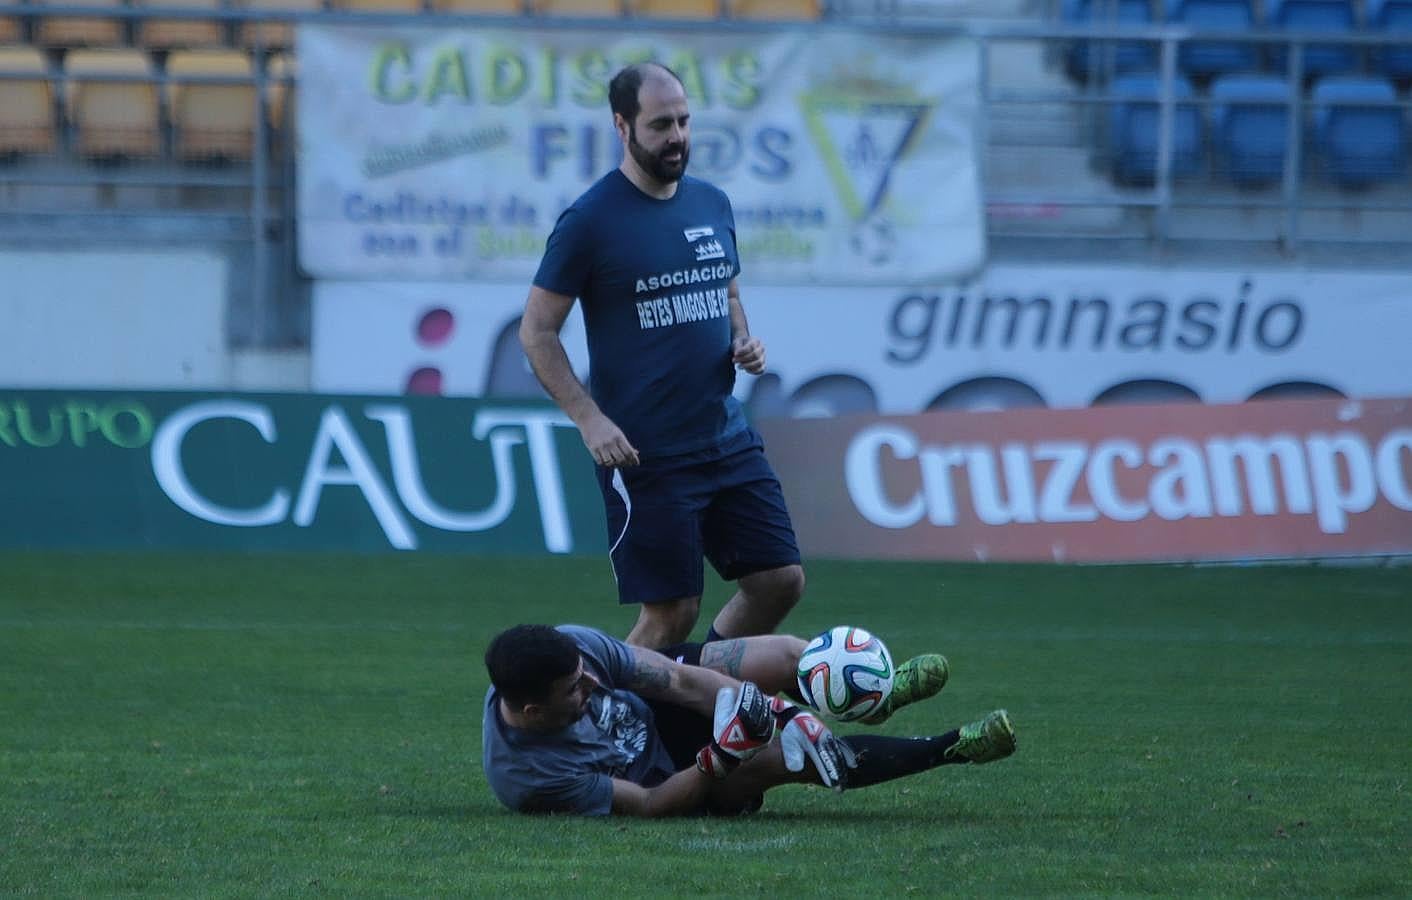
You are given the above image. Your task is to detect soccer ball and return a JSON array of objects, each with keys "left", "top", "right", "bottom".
[{"left": 795, "top": 626, "right": 895, "bottom": 722}]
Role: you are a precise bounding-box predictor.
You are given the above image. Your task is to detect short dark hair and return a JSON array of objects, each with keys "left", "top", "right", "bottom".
[
  {"left": 485, "top": 625, "right": 581, "bottom": 706},
  {"left": 608, "top": 62, "right": 685, "bottom": 124}
]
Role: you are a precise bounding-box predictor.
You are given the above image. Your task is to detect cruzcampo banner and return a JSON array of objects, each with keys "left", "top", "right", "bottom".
[
  {"left": 296, "top": 23, "right": 983, "bottom": 284},
  {"left": 0, "top": 391, "right": 605, "bottom": 554}
]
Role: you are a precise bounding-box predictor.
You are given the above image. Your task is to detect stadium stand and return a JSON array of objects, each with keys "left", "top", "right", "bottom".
[
  {"left": 64, "top": 48, "right": 161, "bottom": 158},
  {"left": 0, "top": 46, "right": 58, "bottom": 157},
  {"left": 1209, "top": 73, "right": 1292, "bottom": 185},
  {"left": 236, "top": 0, "right": 321, "bottom": 50},
  {"left": 1311, "top": 75, "right": 1408, "bottom": 184}
]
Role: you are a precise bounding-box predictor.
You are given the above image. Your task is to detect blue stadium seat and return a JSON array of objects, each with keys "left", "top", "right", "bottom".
[
  {"left": 1266, "top": 0, "right": 1360, "bottom": 78},
  {"left": 1164, "top": 0, "right": 1259, "bottom": 78},
  {"left": 1108, "top": 74, "right": 1205, "bottom": 183},
  {"left": 1311, "top": 76, "right": 1408, "bottom": 184},
  {"left": 1210, "top": 74, "right": 1293, "bottom": 185},
  {"left": 1063, "top": 0, "right": 1159, "bottom": 82},
  {"left": 1367, "top": 0, "right": 1412, "bottom": 81}
]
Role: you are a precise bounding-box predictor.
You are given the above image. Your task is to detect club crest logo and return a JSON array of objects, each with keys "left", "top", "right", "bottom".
[
  {"left": 684, "top": 225, "right": 726, "bottom": 261},
  {"left": 801, "top": 78, "right": 934, "bottom": 265}
]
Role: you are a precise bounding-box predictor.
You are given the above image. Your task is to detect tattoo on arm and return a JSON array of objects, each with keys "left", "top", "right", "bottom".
[
  {"left": 700, "top": 640, "right": 748, "bottom": 679},
  {"left": 627, "top": 649, "right": 673, "bottom": 696}
]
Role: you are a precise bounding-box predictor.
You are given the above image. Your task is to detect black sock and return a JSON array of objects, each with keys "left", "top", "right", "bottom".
[
  {"left": 704, "top": 625, "right": 727, "bottom": 644},
  {"left": 839, "top": 731, "right": 964, "bottom": 789}
]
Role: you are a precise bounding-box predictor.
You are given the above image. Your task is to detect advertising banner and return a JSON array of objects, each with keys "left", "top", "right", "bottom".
[
  {"left": 296, "top": 24, "right": 983, "bottom": 284},
  {"left": 0, "top": 391, "right": 604, "bottom": 554},
  {"left": 756, "top": 396, "right": 1412, "bottom": 563},
  {"left": 310, "top": 265, "right": 1412, "bottom": 409}
]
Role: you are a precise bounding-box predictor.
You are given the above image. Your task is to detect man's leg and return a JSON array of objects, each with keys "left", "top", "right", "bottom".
[
  {"left": 626, "top": 595, "right": 702, "bottom": 649},
  {"left": 708, "top": 564, "right": 804, "bottom": 640},
  {"left": 708, "top": 710, "right": 1017, "bottom": 813},
  {"left": 695, "top": 634, "right": 807, "bottom": 696}
]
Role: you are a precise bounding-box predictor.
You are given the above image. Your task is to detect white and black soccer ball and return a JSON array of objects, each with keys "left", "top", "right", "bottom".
[{"left": 795, "top": 626, "right": 895, "bottom": 722}]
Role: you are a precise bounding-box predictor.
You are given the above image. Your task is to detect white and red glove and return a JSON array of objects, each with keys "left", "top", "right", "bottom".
[
  {"left": 695, "top": 682, "right": 775, "bottom": 779},
  {"left": 771, "top": 697, "right": 857, "bottom": 791}
]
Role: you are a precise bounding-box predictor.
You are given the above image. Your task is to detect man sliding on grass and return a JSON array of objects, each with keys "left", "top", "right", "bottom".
[{"left": 482, "top": 624, "right": 1014, "bottom": 816}]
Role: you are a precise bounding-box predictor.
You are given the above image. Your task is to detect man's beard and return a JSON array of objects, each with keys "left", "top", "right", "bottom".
[{"left": 629, "top": 125, "right": 689, "bottom": 183}]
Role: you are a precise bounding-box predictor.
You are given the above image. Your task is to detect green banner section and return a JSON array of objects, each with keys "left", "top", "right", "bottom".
[{"left": 0, "top": 391, "right": 606, "bottom": 554}]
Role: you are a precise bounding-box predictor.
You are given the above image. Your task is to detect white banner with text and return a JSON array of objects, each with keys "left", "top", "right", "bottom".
[
  {"left": 296, "top": 24, "right": 983, "bottom": 284},
  {"left": 311, "top": 264, "right": 1412, "bottom": 411}
]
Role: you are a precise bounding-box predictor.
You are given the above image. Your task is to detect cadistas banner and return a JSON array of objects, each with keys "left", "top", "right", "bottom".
[
  {"left": 296, "top": 24, "right": 982, "bottom": 284},
  {"left": 756, "top": 396, "right": 1412, "bottom": 562}
]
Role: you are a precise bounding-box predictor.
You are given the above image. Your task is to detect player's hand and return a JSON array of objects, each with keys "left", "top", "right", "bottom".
[
  {"left": 774, "top": 701, "right": 857, "bottom": 792},
  {"left": 731, "top": 335, "right": 766, "bottom": 375},
  {"left": 580, "top": 413, "right": 639, "bottom": 468},
  {"left": 695, "top": 682, "right": 775, "bottom": 779}
]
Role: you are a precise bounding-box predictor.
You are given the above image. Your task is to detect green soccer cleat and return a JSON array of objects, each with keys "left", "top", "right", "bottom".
[
  {"left": 945, "top": 709, "right": 1017, "bottom": 764},
  {"left": 861, "top": 653, "right": 950, "bottom": 725}
]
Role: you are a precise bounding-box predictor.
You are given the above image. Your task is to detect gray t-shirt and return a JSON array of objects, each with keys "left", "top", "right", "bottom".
[{"left": 482, "top": 625, "right": 680, "bottom": 815}]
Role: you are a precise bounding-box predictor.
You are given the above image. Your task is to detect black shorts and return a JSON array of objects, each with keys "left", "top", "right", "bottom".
[
  {"left": 645, "top": 641, "right": 712, "bottom": 771},
  {"left": 597, "top": 428, "right": 800, "bottom": 606}
]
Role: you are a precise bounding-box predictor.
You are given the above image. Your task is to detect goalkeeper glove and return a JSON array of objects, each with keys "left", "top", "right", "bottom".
[
  {"left": 772, "top": 698, "right": 857, "bottom": 791},
  {"left": 695, "top": 682, "right": 775, "bottom": 779}
]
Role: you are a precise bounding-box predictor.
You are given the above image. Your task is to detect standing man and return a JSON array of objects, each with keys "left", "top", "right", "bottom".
[{"left": 520, "top": 62, "right": 804, "bottom": 649}]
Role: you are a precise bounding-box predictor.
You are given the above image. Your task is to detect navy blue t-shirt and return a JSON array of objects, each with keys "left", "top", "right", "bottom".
[{"left": 534, "top": 170, "right": 748, "bottom": 459}]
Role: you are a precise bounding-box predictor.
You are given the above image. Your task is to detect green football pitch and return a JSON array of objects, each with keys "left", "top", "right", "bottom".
[{"left": 3, "top": 551, "right": 1409, "bottom": 896}]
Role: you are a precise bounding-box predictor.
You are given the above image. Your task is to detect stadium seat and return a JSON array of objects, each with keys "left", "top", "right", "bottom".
[
  {"left": 330, "top": 0, "right": 422, "bottom": 10},
  {"left": 1367, "top": 0, "right": 1412, "bottom": 81},
  {"left": 235, "top": 0, "right": 320, "bottom": 51},
  {"left": 633, "top": 0, "right": 720, "bottom": 17},
  {"left": 531, "top": 0, "right": 622, "bottom": 15},
  {"left": 167, "top": 49, "right": 255, "bottom": 161},
  {"left": 32, "top": 0, "right": 126, "bottom": 47},
  {"left": 0, "top": 9, "right": 21, "bottom": 43},
  {"left": 1107, "top": 73, "right": 1204, "bottom": 183},
  {"left": 1062, "top": 0, "right": 1157, "bottom": 83},
  {"left": 64, "top": 48, "right": 161, "bottom": 158},
  {"left": 729, "top": 0, "right": 817, "bottom": 18},
  {"left": 1164, "top": 0, "right": 1258, "bottom": 78},
  {"left": 1266, "top": 0, "right": 1360, "bottom": 78},
  {"left": 133, "top": 0, "right": 226, "bottom": 49},
  {"left": 0, "top": 47, "right": 59, "bottom": 156},
  {"left": 1210, "top": 74, "right": 1293, "bottom": 185},
  {"left": 429, "top": 0, "right": 523, "bottom": 13},
  {"left": 1311, "top": 76, "right": 1408, "bottom": 185}
]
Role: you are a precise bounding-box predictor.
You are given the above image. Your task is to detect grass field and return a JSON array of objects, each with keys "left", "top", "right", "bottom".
[{"left": 2, "top": 551, "right": 1410, "bottom": 896}]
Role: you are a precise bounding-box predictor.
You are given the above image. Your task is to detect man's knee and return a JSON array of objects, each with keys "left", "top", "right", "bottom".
[{"left": 746, "top": 564, "right": 805, "bottom": 610}]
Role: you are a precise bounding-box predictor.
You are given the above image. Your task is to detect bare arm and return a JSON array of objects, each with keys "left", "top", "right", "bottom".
[
  {"left": 609, "top": 770, "right": 713, "bottom": 817},
  {"left": 519, "top": 286, "right": 639, "bottom": 467},
  {"left": 726, "top": 279, "right": 765, "bottom": 375},
  {"left": 625, "top": 645, "right": 735, "bottom": 717}
]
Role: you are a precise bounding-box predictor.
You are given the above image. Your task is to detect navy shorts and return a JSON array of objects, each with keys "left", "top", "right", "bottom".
[
  {"left": 596, "top": 427, "right": 800, "bottom": 606},
  {"left": 645, "top": 642, "right": 711, "bottom": 770}
]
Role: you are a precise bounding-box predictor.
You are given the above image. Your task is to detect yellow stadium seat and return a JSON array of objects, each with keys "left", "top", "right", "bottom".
[
  {"left": 0, "top": 12, "right": 22, "bottom": 43},
  {"left": 330, "top": 0, "right": 423, "bottom": 10},
  {"left": 429, "top": 0, "right": 523, "bottom": 12},
  {"left": 532, "top": 0, "right": 622, "bottom": 16},
  {"left": 64, "top": 48, "right": 160, "bottom": 157},
  {"left": 729, "top": 0, "right": 816, "bottom": 18},
  {"left": 33, "top": 0, "right": 127, "bottom": 47},
  {"left": 0, "top": 47, "right": 59, "bottom": 156},
  {"left": 632, "top": 0, "right": 720, "bottom": 17},
  {"left": 133, "top": 0, "right": 226, "bottom": 49},
  {"left": 235, "top": 0, "right": 319, "bottom": 51},
  {"left": 167, "top": 49, "right": 255, "bottom": 160}
]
